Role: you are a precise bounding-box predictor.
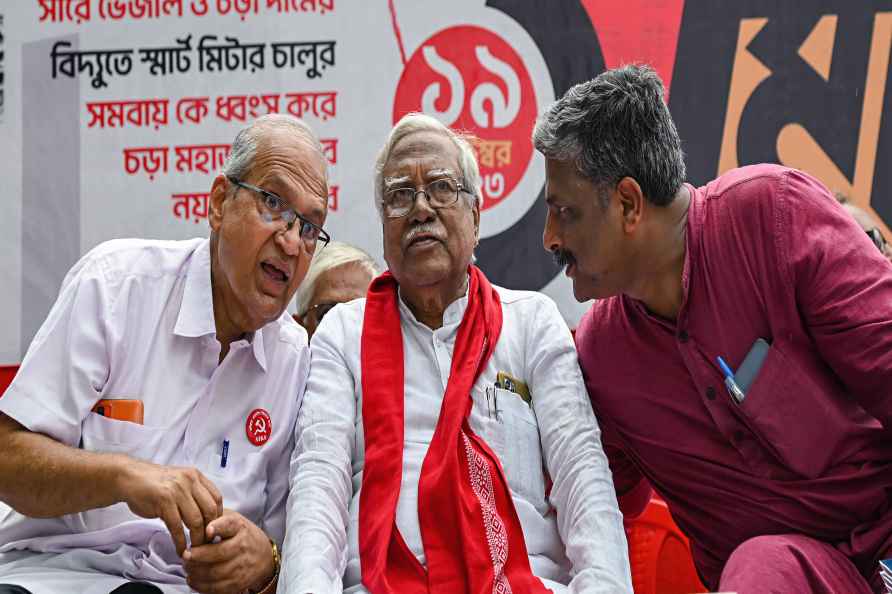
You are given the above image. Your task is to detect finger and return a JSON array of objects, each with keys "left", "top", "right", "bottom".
[
  {"left": 177, "top": 489, "right": 207, "bottom": 550},
  {"left": 205, "top": 510, "right": 241, "bottom": 541},
  {"left": 159, "top": 501, "right": 187, "bottom": 557},
  {"left": 196, "top": 472, "right": 223, "bottom": 519},
  {"left": 184, "top": 537, "right": 236, "bottom": 565},
  {"left": 191, "top": 477, "right": 222, "bottom": 532}
]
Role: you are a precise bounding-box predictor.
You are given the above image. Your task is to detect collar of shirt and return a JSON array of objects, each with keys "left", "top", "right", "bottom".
[
  {"left": 173, "top": 239, "right": 267, "bottom": 371},
  {"left": 396, "top": 275, "right": 471, "bottom": 331}
]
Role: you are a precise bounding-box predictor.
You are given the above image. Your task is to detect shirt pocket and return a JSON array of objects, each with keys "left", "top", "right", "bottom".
[
  {"left": 469, "top": 387, "right": 546, "bottom": 504},
  {"left": 732, "top": 343, "right": 850, "bottom": 479},
  {"left": 80, "top": 412, "right": 166, "bottom": 459},
  {"left": 201, "top": 444, "right": 267, "bottom": 526}
]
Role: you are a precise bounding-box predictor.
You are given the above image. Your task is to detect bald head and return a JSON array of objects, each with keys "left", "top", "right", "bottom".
[{"left": 223, "top": 113, "right": 328, "bottom": 186}]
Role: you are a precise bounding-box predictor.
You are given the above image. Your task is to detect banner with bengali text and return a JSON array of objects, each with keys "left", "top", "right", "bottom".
[{"left": 1, "top": 0, "right": 890, "bottom": 363}]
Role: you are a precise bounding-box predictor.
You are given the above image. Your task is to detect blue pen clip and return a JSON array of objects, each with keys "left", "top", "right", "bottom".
[
  {"left": 220, "top": 439, "right": 230, "bottom": 468},
  {"left": 716, "top": 356, "right": 746, "bottom": 404}
]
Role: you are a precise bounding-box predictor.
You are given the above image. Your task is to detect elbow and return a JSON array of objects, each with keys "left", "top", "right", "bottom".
[
  {"left": 0, "top": 493, "right": 47, "bottom": 518},
  {"left": 618, "top": 479, "right": 653, "bottom": 520}
]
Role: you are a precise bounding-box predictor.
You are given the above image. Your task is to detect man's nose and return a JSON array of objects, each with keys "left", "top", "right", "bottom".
[
  {"left": 276, "top": 223, "right": 304, "bottom": 257},
  {"left": 407, "top": 191, "right": 436, "bottom": 224},
  {"left": 542, "top": 210, "right": 561, "bottom": 253}
]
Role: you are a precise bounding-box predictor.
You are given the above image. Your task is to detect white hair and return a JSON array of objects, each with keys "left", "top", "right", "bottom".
[
  {"left": 373, "top": 113, "right": 482, "bottom": 218},
  {"left": 222, "top": 113, "right": 328, "bottom": 186},
  {"left": 294, "top": 241, "right": 380, "bottom": 316}
]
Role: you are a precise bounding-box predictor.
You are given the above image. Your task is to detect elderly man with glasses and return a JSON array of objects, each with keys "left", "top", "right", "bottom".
[
  {"left": 0, "top": 114, "right": 329, "bottom": 594},
  {"left": 281, "top": 113, "right": 633, "bottom": 594},
  {"left": 293, "top": 241, "right": 379, "bottom": 339}
]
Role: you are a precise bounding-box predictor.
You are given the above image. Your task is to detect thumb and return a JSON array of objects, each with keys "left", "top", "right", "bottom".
[{"left": 206, "top": 509, "right": 241, "bottom": 541}]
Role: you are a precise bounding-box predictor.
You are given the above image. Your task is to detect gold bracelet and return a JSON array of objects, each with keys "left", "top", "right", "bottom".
[{"left": 252, "top": 538, "right": 280, "bottom": 594}]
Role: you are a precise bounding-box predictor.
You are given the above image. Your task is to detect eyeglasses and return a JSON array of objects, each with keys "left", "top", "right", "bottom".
[
  {"left": 305, "top": 301, "right": 338, "bottom": 324},
  {"left": 382, "top": 175, "right": 471, "bottom": 218},
  {"left": 867, "top": 227, "right": 887, "bottom": 253},
  {"left": 227, "top": 175, "right": 331, "bottom": 251}
]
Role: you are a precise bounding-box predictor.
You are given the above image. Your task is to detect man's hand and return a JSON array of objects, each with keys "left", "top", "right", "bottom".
[
  {"left": 183, "top": 509, "right": 276, "bottom": 594},
  {"left": 118, "top": 459, "right": 223, "bottom": 556}
]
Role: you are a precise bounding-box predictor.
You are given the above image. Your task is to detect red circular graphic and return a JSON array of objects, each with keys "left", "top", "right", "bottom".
[
  {"left": 393, "top": 25, "right": 537, "bottom": 212},
  {"left": 245, "top": 408, "right": 272, "bottom": 446}
]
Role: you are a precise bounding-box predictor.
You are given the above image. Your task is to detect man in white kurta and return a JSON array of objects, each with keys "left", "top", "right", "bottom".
[
  {"left": 281, "top": 113, "right": 633, "bottom": 594},
  {"left": 0, "top": 114, "right": 330, "bottom": 594}
]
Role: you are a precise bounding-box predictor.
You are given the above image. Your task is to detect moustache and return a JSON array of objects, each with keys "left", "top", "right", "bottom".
[
  {"left": 552, "top": 248, "right": 575, "bottom": 269},
  {"left": 404, "top": 223, "right": 444, "bottom": 244}
]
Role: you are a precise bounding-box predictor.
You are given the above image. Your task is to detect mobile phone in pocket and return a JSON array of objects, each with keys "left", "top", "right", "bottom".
[
  {"left": 735, "top": 338, "right": 771, "bottom": 395},
  {"left": 92, "top": 399, "right": 144, "bottom": 424}
]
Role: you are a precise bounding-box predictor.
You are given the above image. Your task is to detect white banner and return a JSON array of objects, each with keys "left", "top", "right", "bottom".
[{"left": 0, "top": 0, "right": 589, "bottom": 364}]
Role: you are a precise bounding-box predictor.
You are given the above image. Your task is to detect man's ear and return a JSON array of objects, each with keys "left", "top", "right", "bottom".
[
  {"left": 208, "top": 175, "right": 228, "bottom": 233},
  {"left": 616, "top": 177, "right": 645, "bottom": 233},
  {"left": 473, "top": 198, "right": 481, "bottom": 244}
]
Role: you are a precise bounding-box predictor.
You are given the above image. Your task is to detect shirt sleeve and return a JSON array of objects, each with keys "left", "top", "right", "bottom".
[
  {"left": 599, "top": 421, "right": 652, "bottom": 519},
  {"left": 780, "top": 170, "right": 892, "bottom": 429},
  {"left": 261, "top": 346, "right": 309, "bottom": 548},
  {"left": 280, "top": 311, "right": 355, "bottom": 594},
  {"left": 0, "top": 253, "right": 112, "bottom": 446},
  {"left": 528, "top": 297, "right": 634, "bottom": 594}
]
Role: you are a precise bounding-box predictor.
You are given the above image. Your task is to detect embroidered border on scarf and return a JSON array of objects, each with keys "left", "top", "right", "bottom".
[{"left": 462, "top": 431, "right": 513, "bottom": 594}]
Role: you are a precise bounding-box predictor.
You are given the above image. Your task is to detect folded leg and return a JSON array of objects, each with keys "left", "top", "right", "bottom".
[{"left": 719, "top": 534, "right": 875, "bottom": 594}]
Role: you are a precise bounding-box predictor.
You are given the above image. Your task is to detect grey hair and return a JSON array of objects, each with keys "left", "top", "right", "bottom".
[
  {"left": 222, "top": 113, "right": 328, "bottom": 188},
  {"left": 373, "top": 113, "right": 482, "bottom": 217},
  {"left": 294, "top": 241, "right": 380, "bottom": 316},
  {"left": 533, "top": 64, "right": 686, "bottom": 206}
]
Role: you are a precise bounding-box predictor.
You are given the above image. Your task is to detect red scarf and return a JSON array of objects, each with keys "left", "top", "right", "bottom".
[{"left": 359, "top": 266, "right": 551, "bottom": 594}]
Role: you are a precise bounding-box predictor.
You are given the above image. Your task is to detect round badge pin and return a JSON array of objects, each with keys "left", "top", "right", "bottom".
[{"left": 245, "top": 408, "right": 272, "bottom": 446}]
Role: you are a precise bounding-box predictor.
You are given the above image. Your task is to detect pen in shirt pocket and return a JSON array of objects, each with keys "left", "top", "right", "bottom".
[{"left": 716, "top": 356, "right": 745, "bottom": 404}]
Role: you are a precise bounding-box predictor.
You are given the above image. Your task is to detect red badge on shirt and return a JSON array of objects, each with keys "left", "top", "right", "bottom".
[{"left": 245, "top": 408, "right": 272, "bottom": 446}]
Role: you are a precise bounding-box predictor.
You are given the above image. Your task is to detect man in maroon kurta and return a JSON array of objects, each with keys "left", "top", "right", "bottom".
[{"left": 533, "top": 64, "right": 892, "bottom": 593}]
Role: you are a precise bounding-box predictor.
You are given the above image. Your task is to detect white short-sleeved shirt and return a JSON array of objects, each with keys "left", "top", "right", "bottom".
[
  {"left": 282, "top": 284, "right": 633, "bottom": 594},
  {"left": 0, "top": 238, "right": 308, "bottom": 591}
]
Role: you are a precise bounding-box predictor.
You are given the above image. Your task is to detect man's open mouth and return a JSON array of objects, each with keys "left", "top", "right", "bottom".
[{"left": 261, "top": 261, "right": 289, "bottom": 283}]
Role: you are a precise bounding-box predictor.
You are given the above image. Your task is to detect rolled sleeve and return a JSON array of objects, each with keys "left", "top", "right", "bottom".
[
  {"left": 527, "top": 297, "right": 633, "bottom": 594},
  {"left": 0, "top": 254, "right": 112, "bottom": 446},
  {"left": 280, "top": 310, "right": 356, "bottom": 594}
]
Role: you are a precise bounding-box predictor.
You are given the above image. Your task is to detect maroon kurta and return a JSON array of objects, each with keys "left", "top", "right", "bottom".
[{"left": 576, "top": 165, "right": 892, "bottom": 590}]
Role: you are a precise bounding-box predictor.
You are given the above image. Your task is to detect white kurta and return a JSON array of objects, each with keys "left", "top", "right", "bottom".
[
  {"left": 0, "top": 238, "right": 309, "bottom": 594},
  {"left": 281, "top": 284, "right": 633, "bottom": 594}
]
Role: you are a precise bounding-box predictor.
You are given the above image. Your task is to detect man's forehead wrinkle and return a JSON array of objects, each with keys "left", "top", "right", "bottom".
[
  {"left": 256, "top": 166, "right": 328, "bottom": 223},
  {"left": 389, "top": 129, "right": 458, "bottom": 161}
]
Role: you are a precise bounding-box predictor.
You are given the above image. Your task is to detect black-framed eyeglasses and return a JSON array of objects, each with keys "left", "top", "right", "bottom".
[
  {"left": 382, "top": 175, "right": 472, "bottom": 219},
  {"left": 867, "top": 227, "right": 887, "bottom": 253},
  {"left": 226, "top": 175, "right": 331, "bottom": 251}
]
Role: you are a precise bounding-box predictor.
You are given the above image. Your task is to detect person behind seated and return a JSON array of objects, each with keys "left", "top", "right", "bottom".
[
  {"left": 293, "top": 241, "right": 379, "bottom": 338},
  {"left": 0, "top": 113, "right": 331, "bottom": 594},
  {"left": 835, "top": 193, "right": 892, "bottom": 264},
  {"left": 280, "top": 113, "right": 633, "bottom": 594},
  {"left": 533, "top": 64, "right": 892, "bottom": 594}
]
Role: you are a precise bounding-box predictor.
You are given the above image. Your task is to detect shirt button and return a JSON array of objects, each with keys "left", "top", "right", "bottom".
[
  {"left": 706, "top": 386, "right": 716, "bottom": 400},
  {"left": 678, "top": 330, "right": 689, "bottom": 342}
]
